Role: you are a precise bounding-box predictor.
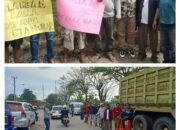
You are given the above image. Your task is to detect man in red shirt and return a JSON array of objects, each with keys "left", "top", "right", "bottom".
[
  {"left": 113, "top": 103, "right": 122, "bottom": 130},
  {"left": 83, "top": 102, "right": 90, "bottom": 123}
]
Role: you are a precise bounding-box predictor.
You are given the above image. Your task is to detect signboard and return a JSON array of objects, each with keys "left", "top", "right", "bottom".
[
  {"left": 56, "top": 0, "right": 105, "bottom": 34},
  {"left": 5, "top": 0, "right": 54, "bottom": 41}
]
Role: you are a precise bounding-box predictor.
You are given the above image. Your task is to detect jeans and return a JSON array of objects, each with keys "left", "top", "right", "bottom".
[
  {"left": 30, "top": 32, "right": 54, "bottom": 62},
  {"left": 160, "top": 24, "right": 175, "bottom": 63},
  {"left": 99, "top": 118, "right": 104, "bottom": 130},
  {"left": 44, "top": 118, "right": 50, "bottom": 130}
]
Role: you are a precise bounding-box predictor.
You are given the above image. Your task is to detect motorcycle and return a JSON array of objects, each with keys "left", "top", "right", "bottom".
[{"left": 61, "top": 115, "right": 70, "bottom": 127}]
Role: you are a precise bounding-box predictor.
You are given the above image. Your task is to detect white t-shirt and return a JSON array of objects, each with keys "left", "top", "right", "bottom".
[{"left": 141, "top": 0, "right": 149, "bottom": 24}]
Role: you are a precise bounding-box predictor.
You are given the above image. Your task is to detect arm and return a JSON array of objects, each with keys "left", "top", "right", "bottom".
[
  {"left": 135, "top": 0, "right": 139, "bottom": 29},
  {"left": 115, "top": 0, "right": 121, "bottom": 19},
  {"left": 152, "top": 8, "right": 159, "bottom": 30}
]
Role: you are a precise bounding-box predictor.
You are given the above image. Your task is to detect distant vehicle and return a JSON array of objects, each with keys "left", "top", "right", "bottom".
[
  {"left": 5, "top": 101, "right": 17, "bottom": 130},
  {"left": 70, "top": 102, "right": 83, "bottom": 115},
  {"left": 50, "top": 105, "right": 63, "bottom": 119},
  {"left": 6, "top": 101, "right": 36, "bottom": 130}
]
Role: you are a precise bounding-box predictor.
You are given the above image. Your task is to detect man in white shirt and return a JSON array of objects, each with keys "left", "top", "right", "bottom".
[{"left": 136, "top": 0, "right": 159, "bottom": 63}]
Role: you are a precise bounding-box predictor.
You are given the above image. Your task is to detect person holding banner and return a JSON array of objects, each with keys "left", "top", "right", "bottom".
[
  {"left": 5, "top": 39, "right": 23, "bottom": 63},
  {"left": 30, "top": 32, "right": 54, "bottom": 63},
  {"left": 91, "top": 0, "right": 121, "bottom": 63},
  {"left": 63, "top": 29, "right": 86, "bottom": 63}
]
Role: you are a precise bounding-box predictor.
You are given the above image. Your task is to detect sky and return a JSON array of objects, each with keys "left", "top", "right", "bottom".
[
  {"left": 5, "top": 67, "right": 119, "bottom": 101},
  {"left": 5, "top": 67, "right": 71, "bottom": 100}
]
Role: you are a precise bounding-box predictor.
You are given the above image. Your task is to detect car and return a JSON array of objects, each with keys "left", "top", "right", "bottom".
[
  {"left": 70, "top": 102, "right": 83, "bottom": 115},
  {"left": 50, "top": 105, "right": 63, "bottom": 119},
  {"left": 6, "top": 101, "right": 36, "bottom": 130},
  {"left": 5, "top": 101, "right": 17, "bottom": 130}
]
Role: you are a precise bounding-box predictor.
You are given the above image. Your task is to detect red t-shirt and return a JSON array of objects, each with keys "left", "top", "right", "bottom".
[{"left": 113, "top": 106, "right": 122, "bottom": 119}]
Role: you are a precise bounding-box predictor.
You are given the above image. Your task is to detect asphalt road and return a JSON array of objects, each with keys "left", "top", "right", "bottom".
[{"left": 31, "top": 110, "right": 101, "bottom": 130}]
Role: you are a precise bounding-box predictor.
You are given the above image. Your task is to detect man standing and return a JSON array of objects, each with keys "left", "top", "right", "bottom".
[
  {"left": 117, "top": 0, "right": 136, "bottom": 58},
  {"left": 91, "top": 0, "right": 121, "bottom": 63},
  {"left": 5, "top": 39, "right": 23, "bottom": 63},
  {"left": 63, "top": 29, "right": 86, "bottom": 63},
  {"left": 153, "top": 0, "right": 175, "bottom": 63},
  {"left": 96, "top": 103, "right": 105, "bottom": 130},
  {"left": 136, "top": 0, "right": 160, "bottom": 62},
  {"left": 30, "top": 32, "right": 54, "bottom": 63},
  {"left": 104, "top": 104, "right": 113, "bottom": 130},
  {"left": 44, "top": 102, "right": 51, "bottom": 130},
  {"left": 71, "top": 104, "right": 74, "bottom": 117}
]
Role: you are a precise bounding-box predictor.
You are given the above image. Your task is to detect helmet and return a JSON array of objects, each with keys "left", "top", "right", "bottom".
[{"left": 63, "top": 105, "right": 67, "bottom": 109}]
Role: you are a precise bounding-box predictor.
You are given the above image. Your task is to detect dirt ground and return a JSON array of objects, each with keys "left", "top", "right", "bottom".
[
  {"left": 7, "top": 37, "right": 163, "bottom": 64},
  {"left": 7, "top": 28, "right": 163, "bottom": 63}
]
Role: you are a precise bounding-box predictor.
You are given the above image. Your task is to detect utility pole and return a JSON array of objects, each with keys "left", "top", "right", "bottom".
[
  {"left": 42, "top": 84, "right": 44, "bottom": 101},
  {"left": 11, "top": 76, "right": 18, "bottom": 101},
  {"left": 55, "top": 80, "right": 56, "bottom": 94}
]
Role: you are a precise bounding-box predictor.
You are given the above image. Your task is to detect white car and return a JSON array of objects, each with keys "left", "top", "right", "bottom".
[
  {"left": 6, "top": 101, "right": 36, "bottom": 130},
  {"left": 50, "top": 105, "right": 63, "bottom": 119}
]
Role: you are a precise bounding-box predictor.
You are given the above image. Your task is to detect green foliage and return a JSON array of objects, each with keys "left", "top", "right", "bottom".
[
  {"left": 6, "top": 94, "right": 19, "bottom": 101},
  {"left": 46, "top": 93, "right": 63, "bottom": 105},
  {"left": 86, "top": 67, "right": 146, "bottom": 81},
  {"left": 19, "top": 89, "right": 36, "bottom": 103}
]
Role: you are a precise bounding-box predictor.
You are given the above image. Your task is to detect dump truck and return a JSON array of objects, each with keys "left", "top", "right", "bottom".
[{"left": 119, "top": 67, "right": 175, "bottom": 130}]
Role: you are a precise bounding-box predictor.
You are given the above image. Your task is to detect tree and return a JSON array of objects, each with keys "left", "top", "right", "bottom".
[
  {"left": 84, "top": 67, "right": 118, "bottom": 102},
  {"left": 19, "top": 89, "right": 36, "bottom": 103},
  {"left": 88, "top": 67, "right": 146, "bottom": 81},
  {"left": 46, "top": 93, "right": 64, "bottom": 105},
  {"left": 6, "top": 94, "right": 19, "bottom": 101},
  {"left": 57, "top": 76, "right": 77, "bottom": 104},
  {"left": 66, "top": 68, "right": 91, "bottom": 102}
]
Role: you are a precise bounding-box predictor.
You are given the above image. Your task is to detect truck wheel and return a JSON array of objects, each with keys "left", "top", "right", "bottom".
[
  {"left": 153, "top": 117, "right": 175, "bottom": 130},
  {"left": 133, "top": 115, "right": 153, "bottom": 130}
]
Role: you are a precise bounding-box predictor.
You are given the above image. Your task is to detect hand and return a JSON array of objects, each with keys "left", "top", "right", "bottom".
[
  {"left": 152, "top": 20, "right": 157, "bottom": 30},
  {"left": 115, "top": 17, "right": 121, "bottom": 22}
]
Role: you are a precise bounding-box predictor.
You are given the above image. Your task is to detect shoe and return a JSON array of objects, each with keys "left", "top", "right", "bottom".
[
  {"left": 31, "top": 60, "right": 38, "bottom": 63},
  {"left": 137, "top": 54, "right": 146, "bottom": 60},
  {"left": 151, "top": 57, "right": 160, "bottom": 63},
  {"left": 127, "top": 49, "right": 135, "bottom": 58},
  {"left": 119, "top": 49, "right": 126, "bottom": 58},
  {"left": 48, "top": 59, "right": 54, "bottom": 63}
]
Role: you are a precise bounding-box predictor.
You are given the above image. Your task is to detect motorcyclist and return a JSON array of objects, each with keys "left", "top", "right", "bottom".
[
  {"left": 60, "top": 105, "right": 69, "bottom": 119},
  {"left": 60, "top": 105, "right": 70, "bottom": 126}
]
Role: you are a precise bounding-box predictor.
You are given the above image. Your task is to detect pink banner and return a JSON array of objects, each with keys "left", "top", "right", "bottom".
[{"left": 56, "top": 0, "right": 105, "bottom": 34}]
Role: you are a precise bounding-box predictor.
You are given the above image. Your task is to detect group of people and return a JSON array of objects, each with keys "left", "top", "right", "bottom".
[
  {"left": 5, "top": 0, "right": 175, "bottom": 63},
  {"left": 82, "top": 102, "right": 134, "bottom": 130}
]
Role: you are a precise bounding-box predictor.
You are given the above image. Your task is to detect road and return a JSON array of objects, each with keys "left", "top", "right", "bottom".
[{"left": 31, "top": 110, "right": 101, "bottom": 130}]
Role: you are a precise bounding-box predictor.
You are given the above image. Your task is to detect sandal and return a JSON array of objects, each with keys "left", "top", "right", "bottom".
[
  {"left": 91, "top": 54, "right": 101, "bottom": 63},
  {"left": 107, "top": 53, "right": 116, "bottom": 62}
]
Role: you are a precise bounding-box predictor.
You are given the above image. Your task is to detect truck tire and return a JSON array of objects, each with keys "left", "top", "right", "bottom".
[
  {"left": 133, "top": 115, "right": 153, "bottom": 130},
  {"left": 153, "top": 117, "right": 175, "bottom": 130}
]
